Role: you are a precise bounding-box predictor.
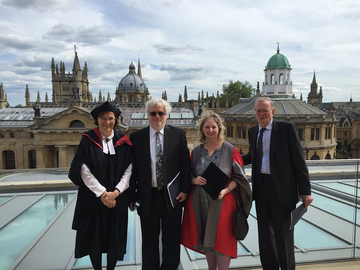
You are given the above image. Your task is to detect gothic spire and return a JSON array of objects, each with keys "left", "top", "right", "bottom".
[
  {"left": 184, "top": 85, "right": 188, "bottom": 102},
  {"left": 311, "top": 71, "right": 318, "bottom": 94},
  {"left": 137, "top": 57, "right": 142, "bottom": 78}
]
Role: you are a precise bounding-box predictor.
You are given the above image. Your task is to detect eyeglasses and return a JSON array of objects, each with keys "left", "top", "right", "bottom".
[
  {"left": 149, "top": 111, "right": 165, "bottom": 117},
  {"left": 255, "top": 109, "right": 271, "bottom": 114},
  {"left": 99, "top": 117, "right": 115, "bottom": 122}
]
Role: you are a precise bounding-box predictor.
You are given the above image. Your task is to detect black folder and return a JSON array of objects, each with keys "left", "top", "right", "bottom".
[
  {"left": 289, "top": 203, "right": 308, "bottom": 230},
  {"left": 167, "top": 171, "right": 181, "bottom": 208},
  {"left": 201, "top": 162, "right": 229, "bottom": 200}
]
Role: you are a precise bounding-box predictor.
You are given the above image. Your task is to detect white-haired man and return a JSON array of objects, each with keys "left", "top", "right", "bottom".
[{"left": 129, "top": 98, "right": 191, "bottom": 270}]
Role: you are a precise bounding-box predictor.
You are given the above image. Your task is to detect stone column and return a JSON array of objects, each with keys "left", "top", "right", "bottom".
[
  {"left": 36, "top": 147, "right": 46, "bottom": 168},
  {"left": 56, "top": 146, "right": 68, "bottom": 168},
  {"left": 0, "top": 149, "right": 3, "bottom": 170}
]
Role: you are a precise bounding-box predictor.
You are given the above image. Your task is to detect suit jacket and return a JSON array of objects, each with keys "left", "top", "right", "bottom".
[
  {"left": 130, "top": 124, "right": 191, "bottom": 218},
  {"left": 242, "top": 119, "right": 311, "bottom": 209}
]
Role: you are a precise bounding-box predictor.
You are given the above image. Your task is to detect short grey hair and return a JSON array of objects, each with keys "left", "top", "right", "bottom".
[
  {"left": 145, "top": 98, "right": 172, "bottom": 115},
  {"left": 254, "top": 97, "right": 273, "bottom": 109}
]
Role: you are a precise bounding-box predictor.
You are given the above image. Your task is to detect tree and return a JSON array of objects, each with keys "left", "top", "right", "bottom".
[
  {"left": 220, "top": 80, "right": 255, "bottom": 107},
  {"left": 206, "top": 95, "right": 216, "bottom": 108},
  {"left": 336, "top": 140, "right": 343, "bottom": 150}
]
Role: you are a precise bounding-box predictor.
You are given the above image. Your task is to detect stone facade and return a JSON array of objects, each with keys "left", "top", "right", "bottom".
[
  {"left": 222, "top": 99, "right": 337, "bottom": 160},
  {"left": 0, "top": 47, "right": 345, "bottom": 170}
]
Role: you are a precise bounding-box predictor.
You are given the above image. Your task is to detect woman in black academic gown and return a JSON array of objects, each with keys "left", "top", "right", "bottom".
[{"left": 69, "top": 101, "right": 133, "bottom": 270}]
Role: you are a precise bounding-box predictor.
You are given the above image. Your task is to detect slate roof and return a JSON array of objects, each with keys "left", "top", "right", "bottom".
[{"left": 222, "top": 98, "right": 327, "bottom": 116}]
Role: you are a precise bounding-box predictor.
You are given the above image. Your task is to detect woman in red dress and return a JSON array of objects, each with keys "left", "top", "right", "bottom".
[{"left": 181, "top": 110, "right": 252, "bottom": 270}]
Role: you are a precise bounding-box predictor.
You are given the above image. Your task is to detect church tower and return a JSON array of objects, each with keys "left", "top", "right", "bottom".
[
  {"left": 0, "top": 83, "right": 8, "bottom": 108},
  {"left": 307, "top": 71, "right": 323, "bottom": 110},
  {"left": 262, "top": 43, "right": 293, "bottom": 97},
  {"left": 51, "top": 48, "right": 90, "bottom": 103}
]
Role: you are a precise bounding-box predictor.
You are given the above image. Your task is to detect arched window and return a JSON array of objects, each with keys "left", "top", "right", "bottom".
[
  {"left": 28, "top": 149, "right": 36, "bottom": 169},
  {"left": 271, "top": 74, "right": 275, "bottom": 85},
  {"left": 69, "top": 120, "right": 85, "bottom": 128},
  {"left": 325, "top": 153, "right": 331, "bottom": 159},
  {"left": 3, "top": 150, "right": 15, "bottom": 169},
  {"left": 279, "top": 74, "right": 284, "bottom": 84},
  {"left": 310, "top": 155, "right": 320, "bottom": 160}
]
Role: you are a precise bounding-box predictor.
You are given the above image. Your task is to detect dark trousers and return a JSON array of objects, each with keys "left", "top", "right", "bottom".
[
  {"left": 140, "top": 188, "right": 182, "bottom": 270},
  {"left": 255, "top": 174, "right": 295, "bottom": 270}
]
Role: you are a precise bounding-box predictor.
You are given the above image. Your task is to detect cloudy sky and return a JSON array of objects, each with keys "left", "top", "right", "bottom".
[{"left": 0, "top": 0, "right": 359, "bottom": 106}]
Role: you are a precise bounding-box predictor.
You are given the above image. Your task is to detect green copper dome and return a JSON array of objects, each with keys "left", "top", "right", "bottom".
[{"left": 265, "top": 47, "right": 291, "bottom": 70}]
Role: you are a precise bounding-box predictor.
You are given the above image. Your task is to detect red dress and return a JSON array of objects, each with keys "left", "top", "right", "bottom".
[{"left": 181, "top": 142, "right": 251, "bottom": 258}]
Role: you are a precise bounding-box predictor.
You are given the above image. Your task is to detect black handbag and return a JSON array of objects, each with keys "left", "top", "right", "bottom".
[{"left": 233, "top": 191, "right": 249, "bottom": 240}]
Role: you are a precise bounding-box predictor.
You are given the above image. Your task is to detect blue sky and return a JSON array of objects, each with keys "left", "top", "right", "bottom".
[{"left": 0, "top": 0, "right": 359, "bottom": 106}]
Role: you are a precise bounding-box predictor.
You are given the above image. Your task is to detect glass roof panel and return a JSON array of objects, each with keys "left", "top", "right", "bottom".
[
  {"left": 1, "top": 162, "right": 360, "bottom": 269},
  {"left": 0, "top": 193, "right": 75, "bottom": 270},
  {"left": 0, "top": 196, "right": 11, "bottom": 205},
  {"left": 311, "top": 192, "right": 359, "bottom": 223},
  {"left": 74, "top": 210, "right": 137, "bottom": 266},
  {"left": 315, "top": 182, "right": 360, "bottom": 196},
  {"left": 169, "top": 113, "right": 182, "bottom": 119},
  {"left": 294, "top": 220, "right": 347, "bottom": 249}
]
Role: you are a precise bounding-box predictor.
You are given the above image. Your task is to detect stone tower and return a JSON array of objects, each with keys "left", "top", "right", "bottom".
[
  {"left": 0, "top": 83, "right": 8, "bottom": 108},
  {"left": 262, "top": 43, "right": 293, "bottom": 97},
  {"left": 51, "top": 49, "right": 90, "bottom": 103},
  {"left": 307, "top": 71, "right": 323, "bottom": 110}
]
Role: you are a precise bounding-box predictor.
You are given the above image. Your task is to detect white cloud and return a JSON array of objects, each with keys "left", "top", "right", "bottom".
[
  {"left": 1, "top": 0, "right": 73, "bottom": 12},
  {"left": 0, "top": 0, "right": 359, "bottom": 106}
]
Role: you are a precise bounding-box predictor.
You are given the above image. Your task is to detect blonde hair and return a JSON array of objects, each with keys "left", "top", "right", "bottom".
[{"left": 196, "top": 110, "right": 226, "bottom": 143}]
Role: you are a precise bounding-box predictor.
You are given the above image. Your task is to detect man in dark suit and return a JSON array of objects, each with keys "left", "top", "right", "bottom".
[
  {"left": 242, "top": 97, "right": 313, "bottom": 270},
  {"left": 129, "top": 98, "right": 191, "bottom": 270}
]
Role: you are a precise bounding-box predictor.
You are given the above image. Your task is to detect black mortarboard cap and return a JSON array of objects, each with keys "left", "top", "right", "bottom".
[{"left": 91, "top": 101, "right": 121, "bottom": 120}]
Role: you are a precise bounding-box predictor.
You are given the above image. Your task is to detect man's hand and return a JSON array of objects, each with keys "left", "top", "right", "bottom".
[
  {"left": 129, "top": 202, "right": 134, "bottom": 211},
  {"left": 301, "top": 195, "right": 313, "bottom": 208},
  {"left": 176, "top": 192, "right": 188, "bottom": 203}
]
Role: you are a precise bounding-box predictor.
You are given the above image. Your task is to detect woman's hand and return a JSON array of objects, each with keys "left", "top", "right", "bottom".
[
  {"left": 218, "top": 185, "right": 233, "bottom": 200},
  {"left": 192, "top": 176, "right": 206, "bottom": 186},
  {"left": 101, "top": 190, "right": 119, "bottom": 208},
  {"left": 107, "top": 200, "right": 117, "bottom": 208},
  {"left": 218, "top": 188, "right": 228, "bottom": 200}
]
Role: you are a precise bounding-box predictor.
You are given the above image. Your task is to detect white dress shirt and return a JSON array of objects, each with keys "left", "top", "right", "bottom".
[{"left": 258, "top": 118, "right": 273, "bottom": 175}]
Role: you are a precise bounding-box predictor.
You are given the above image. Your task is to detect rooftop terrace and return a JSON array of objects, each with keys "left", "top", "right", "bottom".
[{"left": 0, "top": 160, "right": 360, "bottom": 270}]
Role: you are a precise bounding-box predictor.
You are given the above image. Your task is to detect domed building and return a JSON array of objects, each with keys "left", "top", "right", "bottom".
[
  {"left": 115, "top": 59, "right": 150, "bottom": 105},
  {"left": 263, "top": 45, "right": 293, "bottom": 97},
  {"left": 0, "top": 52, "right": 199, "bottom": 170},
  {"left": 221, "top": 45, "right": 337, "bottom": 160}
]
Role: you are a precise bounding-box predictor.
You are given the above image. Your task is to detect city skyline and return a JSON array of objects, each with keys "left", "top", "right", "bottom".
[{"left": 0, "top": 0, "right": 359, "bottom": 106}]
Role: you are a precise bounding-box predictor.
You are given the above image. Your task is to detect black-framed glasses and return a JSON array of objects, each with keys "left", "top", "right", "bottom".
[{"left": 149, "top": 111, "right": 165, "bottom": 117}]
